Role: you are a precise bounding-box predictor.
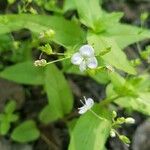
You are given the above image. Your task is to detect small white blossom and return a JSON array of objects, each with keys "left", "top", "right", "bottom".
[
  {"left": 125, "top": 117, "right": 135, "bottom": 124},
  {"left": 78, "top": 97, "right": 94, "bottom": 114},
  {"left": 71, "top": 44, "right": 98, "bottom": 72}
]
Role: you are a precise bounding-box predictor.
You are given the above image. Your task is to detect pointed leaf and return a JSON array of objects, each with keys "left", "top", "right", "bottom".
[
  {"left": 88, "top": 34, "right": 136, "bottom": 74},
  {"left": 106, "top": 24, "right": 150, "bottom": 48},
  {"left": 44, "top": 64, "right": 73, "bottom": 122},
  {"left": 69, "top": 106, "right": 111, "bottom": 150},
  {"left": 75, "top": 0, "right": 102, "bottom": 30}
]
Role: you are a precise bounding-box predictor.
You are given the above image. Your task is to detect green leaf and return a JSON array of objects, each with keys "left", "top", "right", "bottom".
[
  {"left": 44, "top": 64, "right": 73, "bottom": 122},
  {"left": 0, "top": 61, "right": 44, "bottom": 85},
  {"left": 5, "top": 100, "right": 16, "bottom": 114},
  {"left": 88, "top": 34, "right": 136, "bottom": 74},
  {"left": 115, "top": 92, "right": 150, "bottom": 116},
  {"left": 63, "top": 0, "right": 76, "bottom": 12},
  {"left": 8, "top": 114, "right": 19, "bottom": 122},
  {"left": 0, "top": 14, "right": 85, "bottom": 48},
  {"left": 105, "top": 24, "right": 150, "bottom": 48},
  {"left": 75, "top": 0, "right": 102, "bottom": 30},
  {"left": 39, "top": 105, "right": 60, "bottom": 124},
  {"left": 11, "top": 120, "right": 40, "bottom": 143},
  {"left": 127, "top": 74, "right": 150, "bottom": 92},
  {"left": 0, "top": 121, "right": 10, "bottom": 135},
  {"left": 69, "top": 106, "right": 111, "bottom": 150}
]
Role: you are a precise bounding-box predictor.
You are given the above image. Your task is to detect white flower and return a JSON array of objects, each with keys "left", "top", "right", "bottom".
[
  {"left": 125, "top": 117, "right": 135, "bottom": 124},
  {"left": 71, "top": 44, "right": 98, "bottom": 72},
  {"left": 78, "top": 97, "right": 94, "bottom": 114}
]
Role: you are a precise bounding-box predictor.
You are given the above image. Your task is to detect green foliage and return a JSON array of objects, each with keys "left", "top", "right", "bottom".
[
  {"left": 0, "top": 14, "right": 85, "bottom": 48},
  {"left": 107, "top": 73, "right": 150, "bottom": 116},
  {"left": 69, "top": 106, "right": 111, "bottom": 150},
  {"left": 105, "top": 24, "right": 150, "bottom": 49},
  {"left": 74, "top": 0, "right": 103, "bottom": 31},
  {"left": 0, "top": 100, "right": 18, "bottom": 135},
  {"left": 0, "top": 0, "right": 150, "bottom": 148},
  {"left": 0, "top": 61, "right": 45, "bottom": 85},
  {"left": 44, "top": 64, "right": 73, "bottom": 122},
  {"left": 88, "top": 34, "right": 136, "bottom": 74},
  {"left": 11, "top": 120, "right": 40, "bottom": 143}
]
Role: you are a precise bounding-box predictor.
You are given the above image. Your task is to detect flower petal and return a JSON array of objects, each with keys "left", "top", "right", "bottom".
[
  {"left": 79, "top": 44, "right": 94, "bottom": 57},
  {"left": 79, "top": 60, "right": 87, "bottom": 72},
  {"left": 71, "top": 52, "right": 83, "bottom": 65},
  {"left": 78, "top": 106, "right": 88, "bottom": 114},
  {"left": 85, "top": 98, "right": 94, "bottom": 109},
  {"left": 86, "top": 57, "right": 98, "bottom": 69}
]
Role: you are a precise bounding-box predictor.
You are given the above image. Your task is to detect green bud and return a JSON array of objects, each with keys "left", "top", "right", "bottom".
[
  {"left": 112, "top": 111, "right": 117, "bottom": 118},
  {"left": 45, "top": 29, "right": 55, "bottom": 39},
  {"left": 39, "top": 44, "right": 53, "bottom": 55},
  {"left": 140, "top": 46, "right": 150, "bottom": 60},
  {"left": 110, "top": 129, "right": 116, "bottom": 137},
  {"left": 116, "top": 117, "right": 125, "bottom": 124},
  {"left": 13, "top": 41, "right": 20, "bottom": 49},
  {"left": 119, "top": 135, "right": 130, "bottom": 144},
  {"left": 39, "top": 29, "right": 55, "bottom": 41}
]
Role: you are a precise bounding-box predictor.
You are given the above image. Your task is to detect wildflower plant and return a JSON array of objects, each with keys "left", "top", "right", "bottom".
[{"left": 0, "top": 0, "right": 150, "bottom": 149}]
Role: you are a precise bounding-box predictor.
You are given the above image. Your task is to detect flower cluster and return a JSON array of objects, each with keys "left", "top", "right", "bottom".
[
  {"left": 109, "top": 111, "right": 135, "bottom": 146},
  {"left": 71, "top": 44, "right": 98, "bottom": 72}
]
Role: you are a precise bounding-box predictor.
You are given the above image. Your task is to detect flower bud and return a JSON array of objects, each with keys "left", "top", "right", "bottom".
[
  {"left": 45, "top": 29, "right": 55, "bottom": 38},
  {"left": 112, "top": 111, "right": 117, "bottom": 118},
  {"left": 34, "top": 59, "right": 47, "bottom": 67},
  {"left": 110, "top": 129, "right": 116, "bottom": 137},
  {"left": 119, "top": 135, "right": 130, "bottom": 144},
  {"left": 116, "top": 117, "right": 125, "bottom": 124},
  {"left": 125, "top": 117, "right": 135, "bottom": 124},
  {"left": 39, "top": 44, "right": 53, "bottom": 55},
  {"left": 39, "top": 29, "right": 55, "bottom": 40}
]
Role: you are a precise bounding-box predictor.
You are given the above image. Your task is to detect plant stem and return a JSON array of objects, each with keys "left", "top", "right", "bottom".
[{"left": 46, "top": 56, "right": 70, "bottom": 65}]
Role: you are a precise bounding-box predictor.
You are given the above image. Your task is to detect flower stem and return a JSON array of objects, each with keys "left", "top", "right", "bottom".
[
  {"left": 46, "top": 56, "right": 70, "bottom": 65},
  {"left": 89, "top": 109, "right": 106, "bottom": 121}
]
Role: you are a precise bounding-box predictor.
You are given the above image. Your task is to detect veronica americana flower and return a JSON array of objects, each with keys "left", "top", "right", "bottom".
[
  {"left": 71, "top": 44, "right": 98, "bottom": 72},
  {"left": 78, "top": 97, "right": 94, "bottom": 114}
]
